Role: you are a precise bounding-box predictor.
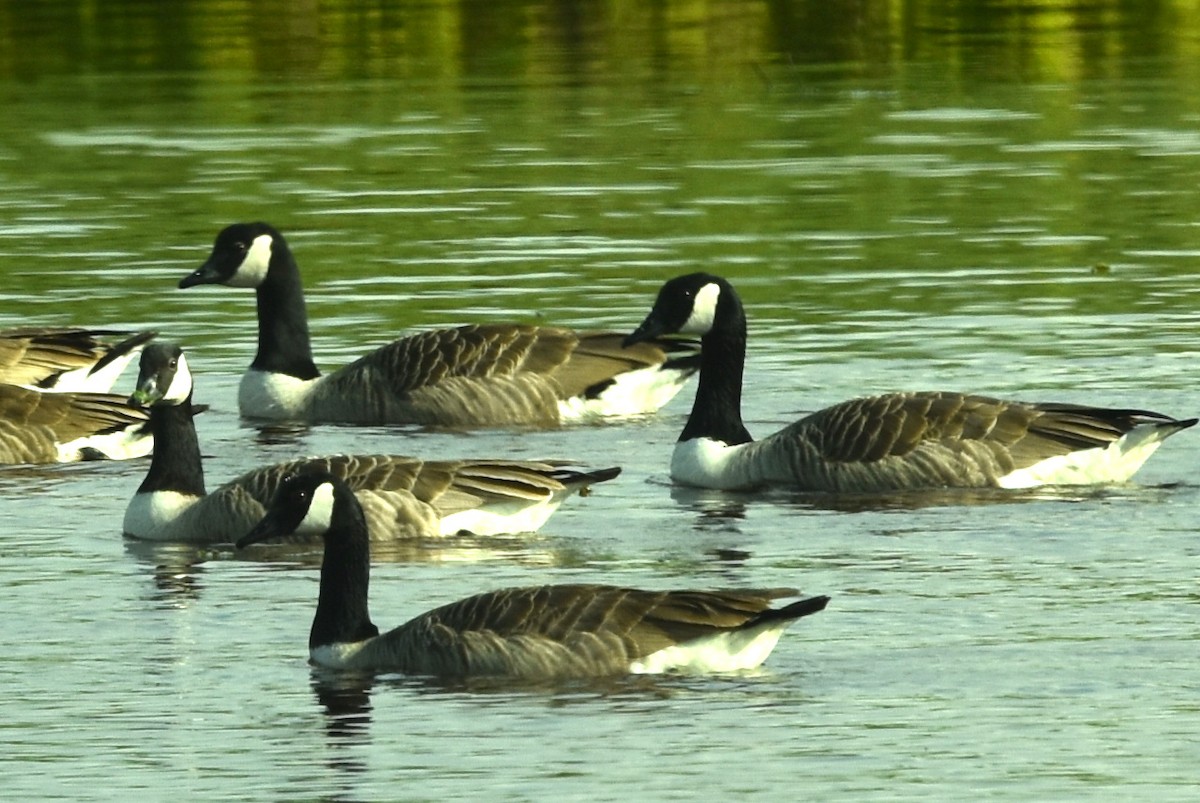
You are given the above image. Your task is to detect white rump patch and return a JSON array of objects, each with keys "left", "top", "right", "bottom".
[
  {"left": 558, "top": 363, "right": 693, "bottom": 422},
  {"left": 438, "top": 498, "right": 562, "bottom": 537},
  {"left": 670, "top": 437, "right": 759, "bottom": 491},
  {"left": 123, "top": 490, "right": 202, "bottom": 539},
  {"left": 997, "top": 423, "right": 1170, "bottom": 488},
  {"left": 57, "top": 425, "right": 152, "bottom": 463},
  {"left": 226, "top": 232, "right": 273, "bottom": 288},
  {"left": 238, "top": 369, "right": 318, "bottom": 419},
  {"left": 680, "top": 282, "right": 721, "bottom": 335},
  {"left": 629, "top": 624, "right": 786, "bottom": 674}
]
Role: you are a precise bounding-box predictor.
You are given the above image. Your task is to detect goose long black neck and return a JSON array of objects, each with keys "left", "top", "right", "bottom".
[
  {"left": 251, "top": 239, "right": 321, "bottom": 381},
  {"left": 680, "top": 292, "right": 753, "bottom": 446},
  {"left": 137, "top": 398, "right": 206, "bottom": 496},
  {"left": 310, "top": 483, "right": 381, "bottom": 650}
]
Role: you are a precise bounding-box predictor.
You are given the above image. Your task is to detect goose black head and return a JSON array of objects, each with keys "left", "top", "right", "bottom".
[
  {"left": 179, "top": 222, "right": 282, "bottom": 290},
  {"left": 236, "top": 468, "right": 340, "bottom": 548},
  {"left": 623, "top": 272, "right": 730, "bottom": 347},
  {"left": 129, "top": 342, "right": 193, "bottom": 408}
]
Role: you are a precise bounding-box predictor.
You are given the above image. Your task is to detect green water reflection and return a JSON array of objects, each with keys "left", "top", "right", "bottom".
[
  {"left": 3, "top": 1, "right": 1200, "bottom": 85},
  {"left": 0, "top": 0, "right": 1198, "bottom": 362},
  {"left": 2, "top": 1, "right": 1200, "bottom": 84},
  {"left": 1, "top": 5, "right": 1199, "bottom": 800}
]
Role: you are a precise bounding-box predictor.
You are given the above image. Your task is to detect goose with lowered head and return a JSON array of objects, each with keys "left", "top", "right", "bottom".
[
  {"left": 237, "top": 468, "right": 830, "bottom": 679},
  {"left": 623, "top": 272, "right": 1195, "bottom": 493},
  {"left": 124, "top": 342, "right": 621, "bottom": 543},
  {"left": 177, "top": 222, "right": 699, "bottom": 428}
]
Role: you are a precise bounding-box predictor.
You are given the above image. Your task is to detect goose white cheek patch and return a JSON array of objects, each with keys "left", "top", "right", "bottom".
[
  {"left": 226, "top": 233, "right": 273, "bottom": 288},
  {"left": 163, "top": 354, "right": 193, "bottom": 403},
  {"left": 680, "top": 282, "right": 720, "bottom": 335},
  {"left": 295, "top": 481, "right": 336, "bottom": 534}
]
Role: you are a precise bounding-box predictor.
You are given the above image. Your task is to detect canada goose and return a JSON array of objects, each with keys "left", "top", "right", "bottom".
[
  {"left": 176, "top": 222, "right": 699, "bottom": 427},
  {"left": 124, "top": 343, "right": 621, "bottom": 543},
  {"left": 0, "top": 383, "right": 150, "bottom": 464},
  {"left": 0, "top": 327, "right": 156, "bottom": 392},
  {"left": 237, "top": 469, "right": 830, "bottom": 678},
  {"left": 624, "top": 273, "right": 1196, "bottom": 492}
]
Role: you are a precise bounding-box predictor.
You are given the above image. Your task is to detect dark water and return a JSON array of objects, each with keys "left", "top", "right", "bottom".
[{"left": 1, "top": 2, "right": 1198, "bottom": 799}]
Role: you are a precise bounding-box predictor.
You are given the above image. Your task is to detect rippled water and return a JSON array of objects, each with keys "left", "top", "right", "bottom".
[{"left": 3, "top": 15, "right": 1200, "bottom": 800}]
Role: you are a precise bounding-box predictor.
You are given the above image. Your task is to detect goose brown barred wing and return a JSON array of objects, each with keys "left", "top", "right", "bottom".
[
  {"left": 0, "top": 328, "right": 155, "bottom": 390},
  {"left": 549, "top": 331, "right": 698, "bottom": 400},
  {"left": 214, "top": 455, "right": 618, "bottom": 541},
  {"left": 0, "top": 386, "right": 146, "bottom": 441},
  {"left": 362, "top": 585, "right": 819, "bottom": 678},
  {"left": 0, "top": 385, "right": 148, "bottom": 464},
  {"left": 308, "top": 324, "right": 571, "bottom": 425},
  {"left": 328, "top": 324, "right": 577, "bottom": 392},
  {"left": 744, "top": 391, "right": 1195, "bottom": 492}
]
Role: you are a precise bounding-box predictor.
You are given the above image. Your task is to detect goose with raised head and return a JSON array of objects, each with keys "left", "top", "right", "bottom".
[
  {"left": 0, "top": 327, "right": 156, "bottom": 392},
  {"left": 177, "top": 222, "right": 699, "bottom": 427},
  {"left": 124, "top": 342, "right": 621, "bottom": 543},
  {"left": 624, "top": 273, "right": 1196, "bottom": 492},
  {"left": 0, "top": 383, "right": 150, "bottom": 464},
  {"left": 237, "top": 469, "right": 830, "bottom": 678}
]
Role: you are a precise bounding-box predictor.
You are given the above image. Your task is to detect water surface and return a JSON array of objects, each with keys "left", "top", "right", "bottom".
[{"left": 1, "top": 2, "right": 1198, "bottom": 800}]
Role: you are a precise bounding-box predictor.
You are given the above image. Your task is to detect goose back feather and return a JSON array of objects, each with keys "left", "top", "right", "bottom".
[
  {"left": 625, "top": 273, "right": 1195, "bottom": 493},
  {"left": 237, "top": 469, "right": 830, "bottom": 679},
  {"left": 179, "top": 222, "right": 698, "bottom": 427}
]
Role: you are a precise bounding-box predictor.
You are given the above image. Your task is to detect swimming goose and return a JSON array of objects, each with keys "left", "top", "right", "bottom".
[
  {"left": 237, "top": 469, "right": 830, "bottom": 678},
  {"left": 623, "top": 273, "right": 1196, "bottom": 492},
  {"left": 176, "top": 222, "right": 699, "bottom": 427},
  {"left": 0, "top": 383, "right": 150, "bottom": 464},
  {"left": 0, "top": 327, "right": 156, "bottom": 392},
  {"left": 124, "top": 343, "right": 621, "bottom": 543}
]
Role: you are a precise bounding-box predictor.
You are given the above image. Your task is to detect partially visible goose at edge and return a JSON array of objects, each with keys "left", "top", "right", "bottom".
[
  {"left": 623, "top": 272, "right": 1196, "bottom": 493},
  {"left": 0, "top": 383, "right": 150, "bottom": 464},
  {"left": 237, "top": 468, "right": 831, "bottom": 678},
  {"left": 124, "top": 342, "right": 621, "bottom": 543},
  {"left": 176, "top": 222, "right": 699, "bottom": 428},
  {"left": 0, "top": 326, "right": 156, "bottom": 392}
]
